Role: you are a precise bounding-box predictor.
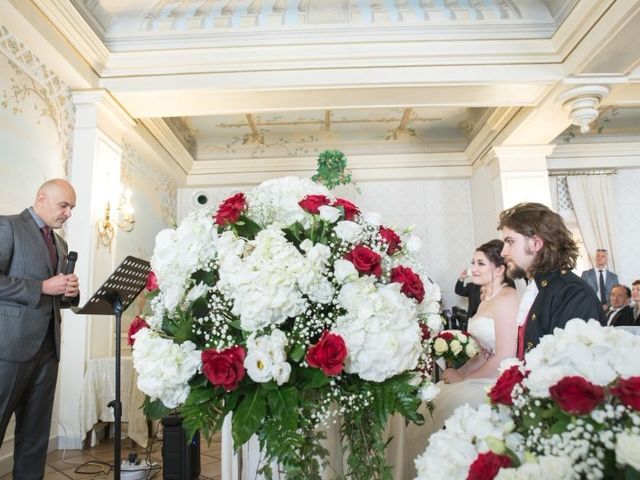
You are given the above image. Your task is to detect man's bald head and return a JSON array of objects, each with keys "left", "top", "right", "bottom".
[{"left": 33, "top": 179, "right": 76, "bottom": 229}]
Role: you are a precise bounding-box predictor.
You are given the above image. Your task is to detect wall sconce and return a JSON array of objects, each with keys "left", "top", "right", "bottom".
[{"left": 96, "top": 188, "right": 135, "bottom": 249}]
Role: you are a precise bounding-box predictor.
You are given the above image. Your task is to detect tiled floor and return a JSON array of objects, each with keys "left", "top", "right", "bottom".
[{"left": 1, "top": 434, "right": 221, "bottom": 480}]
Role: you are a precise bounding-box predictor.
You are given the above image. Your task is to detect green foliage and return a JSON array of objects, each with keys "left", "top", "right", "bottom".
[
  {"left": 232, "top": 386, "right": 268, "bottom": 447},
  {"left": 142, "top": 397, "right": 172, "bottom": 420},
  {"left": 312, "top": 150, "right": 354, "bottom": 190}
]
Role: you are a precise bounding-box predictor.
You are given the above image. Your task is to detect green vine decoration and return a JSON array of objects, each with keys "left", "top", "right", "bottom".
[{"left": 312, "top": 150, "right": 355, "bottom": 190}]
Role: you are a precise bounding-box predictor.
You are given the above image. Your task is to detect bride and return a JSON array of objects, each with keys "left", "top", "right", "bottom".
[{"left": 402, "top": 239, "right": 519, "bottom": 478}]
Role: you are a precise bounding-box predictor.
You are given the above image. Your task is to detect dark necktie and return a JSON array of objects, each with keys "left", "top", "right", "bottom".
[
  {"left": 41, "top": 226, "right": 57, "bottom": 270},
  {"left": 598, "top": 270, "right": 606, "bottom": 304}
]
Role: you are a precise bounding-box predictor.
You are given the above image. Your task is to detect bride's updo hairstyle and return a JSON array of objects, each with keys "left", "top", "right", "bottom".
[{"left": 476, "top": 239, "right": 515, "bottom": 289}]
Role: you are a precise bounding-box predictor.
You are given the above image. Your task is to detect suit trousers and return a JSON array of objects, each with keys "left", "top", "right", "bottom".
[{"left": 0, "top": 325, "right": 58, "bottom": 480}]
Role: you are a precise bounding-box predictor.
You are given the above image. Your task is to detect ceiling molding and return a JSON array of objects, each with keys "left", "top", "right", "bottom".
[
  {"left": 31, "top": 0, "right": 109, "bottom": 73},
  {"left": 465, "top": 107, "right": 522, "bottom": 166},
  {"left": 140, "top": 118, "right": 194, "bottom": 174}
]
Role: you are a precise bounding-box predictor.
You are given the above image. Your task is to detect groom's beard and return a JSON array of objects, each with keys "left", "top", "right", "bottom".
[{"left": 506, "top": 263, "right": 527, "bottom": 280}]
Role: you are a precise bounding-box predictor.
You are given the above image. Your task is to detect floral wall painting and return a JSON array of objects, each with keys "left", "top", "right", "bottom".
[{"left": 0, "top": 25, "right": 75, "bottom": 176}]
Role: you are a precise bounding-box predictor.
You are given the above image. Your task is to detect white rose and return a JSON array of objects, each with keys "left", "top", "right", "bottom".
[
  {"left": 465, "top": 342, "right": 478, "bottom": 358},
  {"left": 319, "top": 205, "right": 340, "bottom": 223},
  {"left": 433, "top": 338, "right": 449, "bottom": 355},
  {"left": 616, "top": 431, "right": 640, "bottom": 470},
  {"left": 334, "top": 221, "right": 362, "bottom": 243},
  {"left": 333, "top": 259, "right": 358, "bottom": 284},
  {"left": 450, "top": 339, "right": 463, "bottom": 356}
]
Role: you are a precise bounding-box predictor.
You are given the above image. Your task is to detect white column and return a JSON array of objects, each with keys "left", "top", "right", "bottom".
[{"left": 57, "top": 90, "right": 123, "bottom": 448}]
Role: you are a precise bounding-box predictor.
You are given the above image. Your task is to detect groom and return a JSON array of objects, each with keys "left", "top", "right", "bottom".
[{"left": 497, "top": 202, "right": 602, "bottom": 359}]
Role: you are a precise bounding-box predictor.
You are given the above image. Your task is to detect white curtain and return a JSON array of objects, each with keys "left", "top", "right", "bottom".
[{"left": 566, "top": 175, "right": 616, "bottom": 271}]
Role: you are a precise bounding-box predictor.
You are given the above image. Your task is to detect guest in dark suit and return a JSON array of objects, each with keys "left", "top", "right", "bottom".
[
  {"left": 581, "top": 248, "right": 619, "bottom": 310},
  {"left": 0, "top": 179, "right": 79, "bottom": 480},
  {"left": 605, "top": 284, "right": 637, "bottom": 327},
  {"left": 498, "top": 203, "right": 602, "bottom": 359},
  {"left": 454, "top": 268, "right": 481, "bottom": 318},
  {"left": 632, "top": 280, "right": 640, "bottom": 322}
]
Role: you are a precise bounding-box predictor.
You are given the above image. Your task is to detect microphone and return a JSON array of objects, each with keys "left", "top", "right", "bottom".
[
  {"left": 62, "top": 251, "right": 77, "bottom": 303},
  {"left": 64, "top": 251, "right": 78, "bottom": 275}
]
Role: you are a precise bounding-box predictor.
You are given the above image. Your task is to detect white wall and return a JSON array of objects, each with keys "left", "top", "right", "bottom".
[{"left": 178, "top": 177, "right": 476, "bottom": 310}]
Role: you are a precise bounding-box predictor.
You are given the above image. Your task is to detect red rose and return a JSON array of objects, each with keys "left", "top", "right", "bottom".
[
  {"left": 202, "top": 346, "right": 246, "bottom": 391},
  {"left": 488, "top": 365, "right": 527, "bottom": 406},
  {"left": 438, "top": 331, "right": 455, "bottom": 342},
  {"left": 145, "top": 271, "right": 159, "bottom": 292},
  {"left": 128, "top": 316, "right": 149, "bottom": 346},
  {"left": 549, "top": 376, "right": 605, "bottom": 415},
  {"left": 467, "top": 452, "right": 512, "bottom": 480},
  {"left": 610, "top": 377, "right": 640, "bottom": 411},
  {"left": 379, "top": 226, "right": 401, "bottom": 255},
  {"left": 390, "top": 266, "right": 425, "bottom": 303},
  {"left": 419, "top": 323, "right": 431, "bottom": 341},
  {"left": 306, "top": 331, "right": 348, "bottom": 376},
  {"left": 345, "top": 245, "right": 382, "bottom": 277},
  {"left": 214, "top": 193, "right": 246, "bottom": 226},
  {"left": 298, "top": 194, "right": 331, "bottom": 214},
  {"left": 333, "top": 198, "right": 360, "bottom": 221}
]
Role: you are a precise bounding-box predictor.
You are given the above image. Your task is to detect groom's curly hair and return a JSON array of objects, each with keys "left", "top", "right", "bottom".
[{"left": 498, "top": 202, "right": 579, "bottom": 276}]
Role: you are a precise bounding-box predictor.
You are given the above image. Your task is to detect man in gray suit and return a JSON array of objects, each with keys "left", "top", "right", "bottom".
[
  {"left": 0, "top": 179, "right": 79, "bottom": 479},
  {"left": 581, "top": 248, "right": 619, "bottom": 311}
]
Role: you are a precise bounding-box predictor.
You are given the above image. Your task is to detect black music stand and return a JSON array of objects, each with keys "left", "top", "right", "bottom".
[{"left": 74, "top": 256, "right": 151, "bottom": 480}]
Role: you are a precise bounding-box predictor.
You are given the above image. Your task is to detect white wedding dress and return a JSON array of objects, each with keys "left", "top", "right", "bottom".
[{"left": 393, "top": 315, "right": 498, "bottom": 479}]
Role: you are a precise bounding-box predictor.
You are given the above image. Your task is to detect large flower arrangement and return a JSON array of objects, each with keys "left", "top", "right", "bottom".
[
  {"left": 131, "top": 176, "right": 443, "bottom": 478},
  {"left": 415, "top": 319, "right": 640, "bottom": 480}
]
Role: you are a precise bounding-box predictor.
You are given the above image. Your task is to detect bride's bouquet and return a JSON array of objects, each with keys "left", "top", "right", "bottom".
[
  {"left": 130, "top": 176, "right": 443, "bottom": 478},
  {"left": 431, "top": 329, "right": 479, "bottom": 369},
  {"left": 415, "top": 319, "right": 640, "bottom": 480}
]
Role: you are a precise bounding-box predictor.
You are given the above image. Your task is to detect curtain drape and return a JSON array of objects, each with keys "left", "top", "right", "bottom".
[{"left": 566, "top": 175, "right": 616, "bottom": 271}]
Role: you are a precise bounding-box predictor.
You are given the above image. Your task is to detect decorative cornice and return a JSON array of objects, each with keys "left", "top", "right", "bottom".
[
  {"left": 557, "top": 85, "right": 609, "bottom": 133},
  {"left": 140, "top": 118, "right": 194, "bottom": 174},
  {"left": 31, "top": 0, "right": 109, "bottom": 73}
]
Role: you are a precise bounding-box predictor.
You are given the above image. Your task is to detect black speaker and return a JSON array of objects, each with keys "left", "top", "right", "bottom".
[{"left": 161, "top": 415, "right": 201, "bottom": 480}]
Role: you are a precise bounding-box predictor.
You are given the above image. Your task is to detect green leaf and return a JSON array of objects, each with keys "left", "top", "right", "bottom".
[
  {"left": 235, "top": 216, "right": 262, "bottom": 239},
  {"left": 142, "top": 397, "right": 172, "bottom": 420},
  {"left": 186, "top": 384, "right": 219, "bottom": 405},
  {"left": 232, "top": 387, "right": 267, "bottom": 447},
  {"left": 297, "top": 367, "right": 331, "bottom": 389},
  {"left": 267, "top": 386, "right": 299, "bottom": 430},
  {"left": 290, "top": 344, "right": 306, "bottom": 362}
]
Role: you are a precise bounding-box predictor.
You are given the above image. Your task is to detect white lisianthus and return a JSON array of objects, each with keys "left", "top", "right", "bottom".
[
  {"left": 495, "top": 455, "right": 573, "bottom": 480},
  {"left": 450, "top": 339, "right": 463, "bottom": 356},
  {"left": 433, "top": 338, "right": 448, "bottom": 354},
  {"left": 616, "top": 431, "right": 640, "bottom": 471},
  {"left": 244, "top": 329, "right": 291, "bottom": 385},
  {"left": 183, "top": 282, "right": 210, "bottom": 307},
  {"left": 405, "top": 234, "right": 423, "bottom": 253},
  {"left": 334, "top": 282, "right": 421, "bottom": 382},
  {"left": 362, "top": 211, "right": 382, "bottom": 226},
  {"left": 132, "top": 328, "right": 201, "bottom": 409},
  {"left": 318, "top": 205, "right": 340, "bottom": 223},
  {"left": 333, "top": 259, "right": 359, "bottom": 284},
  {"left": 334, "top": 221, "right": 362, "bottom": 243}
]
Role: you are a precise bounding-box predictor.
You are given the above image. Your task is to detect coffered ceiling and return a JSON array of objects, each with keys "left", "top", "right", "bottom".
[{"left": 10, "top": 0, "right": 640, "bottom": 185}]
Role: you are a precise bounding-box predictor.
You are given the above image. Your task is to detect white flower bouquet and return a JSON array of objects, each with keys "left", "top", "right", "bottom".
[
  {"left": 415, "top": 319, "right": 640, "bottom": 480},
  {"left": 130, "top": 176, "right": 443, "bottom": 478}
]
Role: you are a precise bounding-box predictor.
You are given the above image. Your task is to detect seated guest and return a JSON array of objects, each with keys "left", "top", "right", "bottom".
[
  {"left": 605, "top": 284, "right": 636, "bottom": 327},
  {"left": 454, "top": 267, "right": 482, "bottom": 318},
  {"left": 581, "top": 248, "right": 619, "bottom": 310},
  {"left": 631, "top": 280, "right": 640, "bottom": 322}
]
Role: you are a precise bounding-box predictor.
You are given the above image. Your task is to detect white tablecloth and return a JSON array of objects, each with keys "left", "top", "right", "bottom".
[{"left": 80, "top": 356, "right": 148, "bottom": 447}]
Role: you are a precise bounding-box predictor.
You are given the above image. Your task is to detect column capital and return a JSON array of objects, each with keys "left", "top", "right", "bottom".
[{"left": 71, "top": 88, "right": 136, "bottom": 132}]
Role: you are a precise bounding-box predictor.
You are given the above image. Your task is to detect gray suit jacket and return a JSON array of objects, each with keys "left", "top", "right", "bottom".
[
  {"left": 581, "top": 268, "right": 619, "bottom": 303},
  {"left": 0, "top": 209, "right": 77, "bottom": 362}
]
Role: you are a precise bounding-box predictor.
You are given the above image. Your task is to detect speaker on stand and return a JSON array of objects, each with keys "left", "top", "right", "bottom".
[{"left": 161, "top": 415, "right": 201, "bottom": 480}]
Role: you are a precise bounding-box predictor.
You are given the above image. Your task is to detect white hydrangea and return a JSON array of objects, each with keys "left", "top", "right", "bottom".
[
  {"left": 132, "top": 328, "right": 201, "bottom": 409},
  {"left": 151, "top": 209, "right": 218, "bottom": 311},
  {"left": 217, "top": 227, "right": 308, "bottom": 332},
  {"left": 244, "top": 329, "right": 291, "bottom": 385},
  {"left": 333, "top": 280, "right": 421, "bottom": 382},
  {"left": 524, "top": 319, "right": 640, "bottom": 397},
  {"left": 246, "top": 176, "right": 333, "bottom": 228}
]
